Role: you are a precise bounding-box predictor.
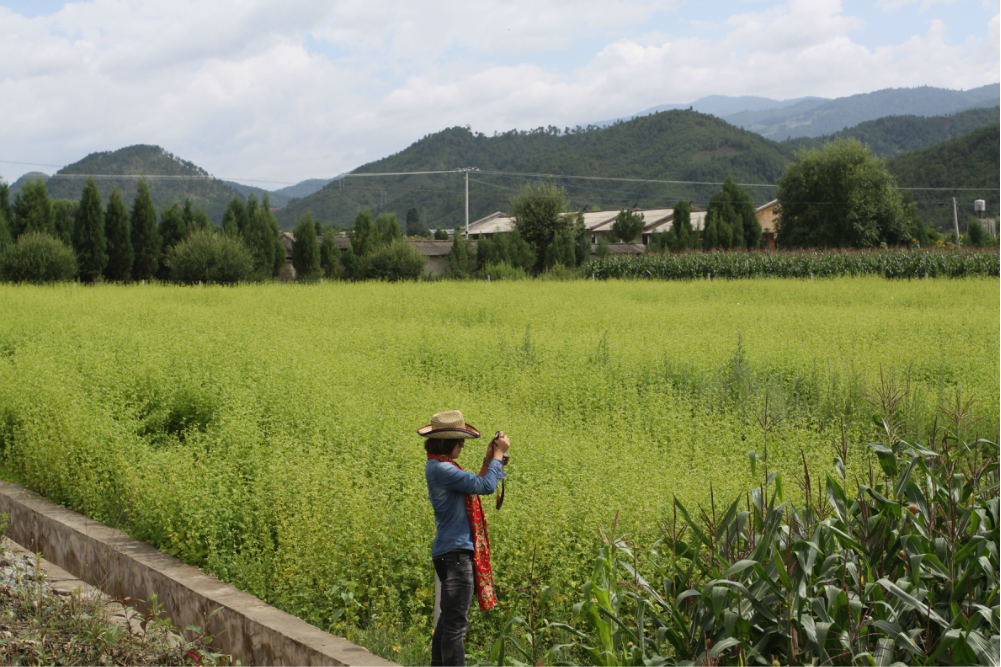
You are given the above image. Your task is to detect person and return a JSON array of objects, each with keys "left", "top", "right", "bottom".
[{"left": 420, "top": 410, "right": 510, "bottom": 667}]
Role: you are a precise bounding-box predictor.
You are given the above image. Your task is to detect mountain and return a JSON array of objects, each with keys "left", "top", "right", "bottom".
[
  {"left": 598, "top": 95, "right": 827, "bottom": 126},
  {"left": 783, "top": 106, "right": 1000, "bottom": 159},
  {"left": 221, "top": 180, "right": 291, "bottom": 207},
  {"left": 43, "top": 145, "right": 242, "bottom": 222},
  {"left": 9, "top": 171, "right": 50, "bottom": 197},
  {"left": 735, "top": 84, "right": 999, "bottom": 140},
  {"left": 274, "top": 178, "right": 339, "bottom": 199},
  {"left": 886, "top": 123, "right": 1000, "bottom": 230},
  {"left": 275, "top": 110, "right": 795, "bottom": 230}
]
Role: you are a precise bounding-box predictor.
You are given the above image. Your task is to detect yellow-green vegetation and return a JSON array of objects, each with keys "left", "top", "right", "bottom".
[{"left": 0, "top": 278, "right": 997, "bottom": 661}]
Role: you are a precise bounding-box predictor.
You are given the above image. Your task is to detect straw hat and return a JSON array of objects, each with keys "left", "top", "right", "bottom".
[{"left": 417, "top": 410, "right": 482, "bottom": 439}]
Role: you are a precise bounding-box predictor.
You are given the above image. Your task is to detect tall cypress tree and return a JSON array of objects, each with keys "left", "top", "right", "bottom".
[
  {"left": 72, "top": 177, "right": 108, "bottom": 282},
  {"left": 0, "top": 208, "right": 12, "bottom": 251},
  {"left": 52, "top": 200, "right": 75, "bottom": 246},
  {"left": 104, "top": 187, "right": 133, "bottom": 281},
  {"left": 131, "top": 180, "right": 160, "bottom": 281},
  {"left": 673, "top": 199, "right": 694, "bottom": 250},
  {"left": 262, "top": 195, "right": 285, "bottom": 277},
  {"left": 351, "top": 209, "right": 374, "bottom": 257},
  {"left": 222, "top": 196, "right": 245, "bottom": 237},
  {"left": 13, "top": 179, "right": 54, "bottom": 239},
  {"left": 292, "top": 212, "right": 321, "bottom": 280},
  {"left": 241, "top": 200, "right": 275, "bottom": 277},
  {"left": 707, "top": 177, "right": 760, "bottom": 250},
  {"left": 0, "top": 181, "right": 13, "bottom": 238},
  {"left": 157, "top": 201, "right": 187, "bottom": 280}
]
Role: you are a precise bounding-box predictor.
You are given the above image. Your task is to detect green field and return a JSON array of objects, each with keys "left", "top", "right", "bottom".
[{"left": 0, "top": 278, "right": 997, "bottom": 661}]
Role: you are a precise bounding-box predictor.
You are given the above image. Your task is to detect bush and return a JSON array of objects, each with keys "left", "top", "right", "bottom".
[
  {"left": 966, "top": 219, "right": 988, "bottom": 247},
  {"left": 360, "top": 239, "right": 427, "bottom": 281},
  {"left": 166, "top": 230, "right": 253, "bottom": 284},
  {"left": 0, "top": 232, "right": 77, "bottom": 283},
  {"left": 479, "top": 261, "right": 527, "bottom": 280},
  {"left": 536, "top": 263, "right": 579, "bottom": 281}
]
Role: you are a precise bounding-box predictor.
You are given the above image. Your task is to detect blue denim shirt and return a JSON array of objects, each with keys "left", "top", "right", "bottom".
[{"left": 426, "top": 458, "right": 506, "bottom": 557}]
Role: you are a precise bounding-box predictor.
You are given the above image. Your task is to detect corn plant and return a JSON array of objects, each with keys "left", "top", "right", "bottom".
[
  {"left": 540, "top": 394, "right": 999, "bottom": 665},
  {"left": 583, "top": 248, "right": 1000, "bottom": 280}
]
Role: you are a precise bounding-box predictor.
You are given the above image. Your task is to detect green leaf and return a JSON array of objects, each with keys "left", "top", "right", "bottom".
[
  {"left": 876, "top": 578, "right": 949, "bottom": 629},
  {"left": 708, "top": 636, "right": 741, "bottom": 658}
]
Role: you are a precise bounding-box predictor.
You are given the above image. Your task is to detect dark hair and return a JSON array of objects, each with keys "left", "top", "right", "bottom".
[{"left": 424, "top": 437, "right": 457, "bottom": 456}]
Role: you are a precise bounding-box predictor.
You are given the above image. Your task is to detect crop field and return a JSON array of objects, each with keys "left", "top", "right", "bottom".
[{"left": 0, "top": 277, "right": 997, "bottom": 661}]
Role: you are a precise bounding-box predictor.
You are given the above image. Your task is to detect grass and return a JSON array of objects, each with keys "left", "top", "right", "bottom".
[{"left": 0, "top": 277, "right": 996, "bottom": 662}]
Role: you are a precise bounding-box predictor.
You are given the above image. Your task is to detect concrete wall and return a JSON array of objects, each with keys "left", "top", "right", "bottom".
[{"left": 0, "top": 483, "right": 396, "bottom": 667}]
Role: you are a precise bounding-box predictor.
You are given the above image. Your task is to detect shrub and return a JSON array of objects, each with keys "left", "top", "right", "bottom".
[
  {"left": 0, "top": 232, "right": 77, "bottom": 283},
  {"left": 166, "top": 230, "right": 253, "bottom": 284},
  {"left": 966, "top": 219, "right": 988, "bottom": 247},
  {"left": 360, "top": 239, "right": 427, "bottom": 281},
  {"left": 536, "top": 263, "right": 579, "bottom": 281},
  {"left": 479, "top": 261, "right": 527, "bottom": 280}
]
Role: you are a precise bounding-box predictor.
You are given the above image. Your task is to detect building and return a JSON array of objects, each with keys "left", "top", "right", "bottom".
[
  {"left": 640, "top": 209, "right": 707, "bottom": 244},
  {"left": 756, "top": 200, "right": 779, "bottom": 249}
]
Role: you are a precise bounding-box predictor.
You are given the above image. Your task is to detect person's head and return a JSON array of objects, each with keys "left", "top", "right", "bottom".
[
  {"left": 424, "top": 437, "right": 465, "bottom": 459},
  {"left": 418, "top": 410, "right": 480, "bottom": 458}
]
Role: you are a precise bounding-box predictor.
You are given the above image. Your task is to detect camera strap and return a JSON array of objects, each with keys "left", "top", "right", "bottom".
[{"left": 495, "top": 478, "right": 505, "bottom": 510}]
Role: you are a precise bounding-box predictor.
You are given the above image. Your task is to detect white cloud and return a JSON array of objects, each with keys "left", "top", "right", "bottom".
[{"left": 0, "top": 0, "right": 997, "bottom": 186}]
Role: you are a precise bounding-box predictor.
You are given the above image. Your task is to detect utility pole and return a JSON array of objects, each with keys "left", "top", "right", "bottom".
[
  {"left": 953, "top": 197, "right": 960, "bottom": 246},
  {"left": 455, "top": 167, "right": 479, "bottom": 236}
]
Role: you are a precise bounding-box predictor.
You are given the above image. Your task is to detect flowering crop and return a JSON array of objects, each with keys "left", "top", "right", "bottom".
[{"left": 0, "top": 278, "right": 996, "bottom": 659}]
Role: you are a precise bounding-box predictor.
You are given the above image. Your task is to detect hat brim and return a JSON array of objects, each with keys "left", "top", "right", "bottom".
[{"left": 417, "top": 424, "right": 481, "bottom": 439}]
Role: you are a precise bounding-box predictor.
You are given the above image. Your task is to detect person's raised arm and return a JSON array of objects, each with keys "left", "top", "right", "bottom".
[{"left": 478, "top": 432, "right": 510, "bottom": 477}]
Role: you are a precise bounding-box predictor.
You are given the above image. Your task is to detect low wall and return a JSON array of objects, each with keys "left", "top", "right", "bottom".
[{"left": 0, "top": 482, "right": 396, "bottom": 666}]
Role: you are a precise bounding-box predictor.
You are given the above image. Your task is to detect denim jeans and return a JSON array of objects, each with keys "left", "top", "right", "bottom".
[{"left": 432, "top": 549, "right": 474, "bottom": 666}]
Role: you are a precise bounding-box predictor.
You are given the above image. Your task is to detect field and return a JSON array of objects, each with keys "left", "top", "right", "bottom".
[{"left": 0, "top": 278, "right": 997, "bottom": 662}]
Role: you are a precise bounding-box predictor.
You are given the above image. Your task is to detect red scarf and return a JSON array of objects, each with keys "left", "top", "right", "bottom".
[{"left": 428, "top": 454, "right": 497, "bottom": 610}]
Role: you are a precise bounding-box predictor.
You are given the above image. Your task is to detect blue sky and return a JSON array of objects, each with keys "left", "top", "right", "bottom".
[{"left": 0, "top": 0, "right": 997, "bottom": 184}]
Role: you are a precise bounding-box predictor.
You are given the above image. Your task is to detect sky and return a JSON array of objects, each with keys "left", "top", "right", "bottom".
[{"left": 0, "top": 0, "right": 998, "bottom": 187}]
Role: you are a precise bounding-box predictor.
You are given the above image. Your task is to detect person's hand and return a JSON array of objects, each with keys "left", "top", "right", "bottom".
[{"left": 492, "top": 432, "right": 510, "bottom": 459}]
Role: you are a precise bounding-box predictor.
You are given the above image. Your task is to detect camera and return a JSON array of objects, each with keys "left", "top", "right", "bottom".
[{"left": 491, "top": 431, "right": 510, "bottom": 467}]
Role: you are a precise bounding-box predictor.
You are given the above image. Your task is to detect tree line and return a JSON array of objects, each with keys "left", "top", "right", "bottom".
[{"left": 0, "top": 177, "right": 286, "bottom": 283}]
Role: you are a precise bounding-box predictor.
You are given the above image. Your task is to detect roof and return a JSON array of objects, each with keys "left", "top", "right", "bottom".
[
  {"left": 756, "top": 199, "right": 778, "bottom": 212},
  {"left": 593, "top": 243, "right": 646, "bottom": 255},
  {"left": 644, "top": 210, "right": 707, "bottom": 233},
  {"left": 467, "top": 212, "right": 516, "bottom": 235},
  {"left": 411, "top": 240, "right": 478, "bottom": 256},
  {"left": 589, "top": 208, "right": 673, "bottom": 233}
]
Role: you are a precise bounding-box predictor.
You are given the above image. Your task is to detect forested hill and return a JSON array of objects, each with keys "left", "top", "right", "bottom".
[
  {"left": 886, "top": 123, "right": 1000, "bottom": 229},
  {"left": 783, "top": 106, "right": 1000, "bottom": 159},
  {"left": 275, "top": 110, "right": 795, "bottom": 230},
  {"left": 44, "top": 145, "right": 242, "bottom": 222}
]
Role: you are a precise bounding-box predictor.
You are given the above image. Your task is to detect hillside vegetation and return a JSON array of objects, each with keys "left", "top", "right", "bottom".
[
  {"left": 44, "top": 145, "right": 240, "bottom": 222},
  {"left": 276, "top": 110, "right": 794, "bottom": 230},
  {"left": 784, "top": 106, "right": 1000, "bottom": 158},
  {"left": 887, "top": 123, "right": 1000, "bottom": 230}
]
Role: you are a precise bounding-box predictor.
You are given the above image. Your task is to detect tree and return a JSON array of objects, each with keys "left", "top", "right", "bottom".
[
  {"left": 544, "top": 230, "right": 575, "bottom": 268},
  {"left": 596, "top": 235, "right": 611, "bottom": 258},
  {"left": 104, "top": 187, "right": 133, "bottom": 281},
  {"left": 375, "top": 212, "right": 402, "bottom": 247},
  {"left": 72, "top": 177, "right": 107, "bottom": 282},
  {"left": 0, "top": 232, "right": 77, "bottom": 283},
  {"left": 706, "top": 177, "right": 760, "bottom": 250},
  {"left": 222, "top": 196, "right": 246, "bottom": 237},
  {"left": 966, "top": 219, "right": 988, "bottom": 247},
  {"left": 776, "top": 139, "right": 911, "bottom": 248},
  {"left": 648, "top": 230, "right": 672, "bottom": 253},
  {"left": 447, "top": 232, "right": 474, "bottom": 278},
  {"left": 130, "top": 180, "right": 160, "bottom": 281},
  {"left": 361, "top": 238, "right": 427, "bottom": 281},
  {"left": 575, "top": 228, "right": 591, "bottom": 265},
  {"left": 610, "top": 209, "right": 645, "bottom": 243},
  {"left": 0, "top": 181, "right": 12, "bottom": 237},
  {"left": 261, "top": 195, "right": 285, "bottom": 278},
  {"left": 405, "top": 207, "right": 428, "bottom": 237},
  {"left": 166, "top": 230, "right": 253, "bottom": 284},
  {"left": 13, "top": 179, "right": 53, "bottom": 239},
  {"left": 51, "top": 199, "right": 76, "bottom": 246},
  {"left": 0, "top": 208, "right": 11, "bottom": 252},
  {"left": 703, "top": 213, "right": 719, "bottom": 249},
  {"left": 292, "top": 213, "right": 321, "bottom": 280},
  {"left": 157, "top": 201, "right": 187, "bottom": 280},
  {"left": 182, "top": 197, "right": 210, "bottom": 233},
  {"left": 241, "top": 197, "right": 276, "bottom": 278},
  {"left": 511, "top": 182, "right": 573, "bottom": 270},
  {"left": 672, "top": 199, "right": 695, "bottom": 250},
  {"left": 433, "top": 228, "right": 449, "bottom": 241},
  {"left": 320, "top": 229, "right": 340, "bottom": 278},
  {"left": 351, "top": 209, "right": 374, "bottom": 257}
]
